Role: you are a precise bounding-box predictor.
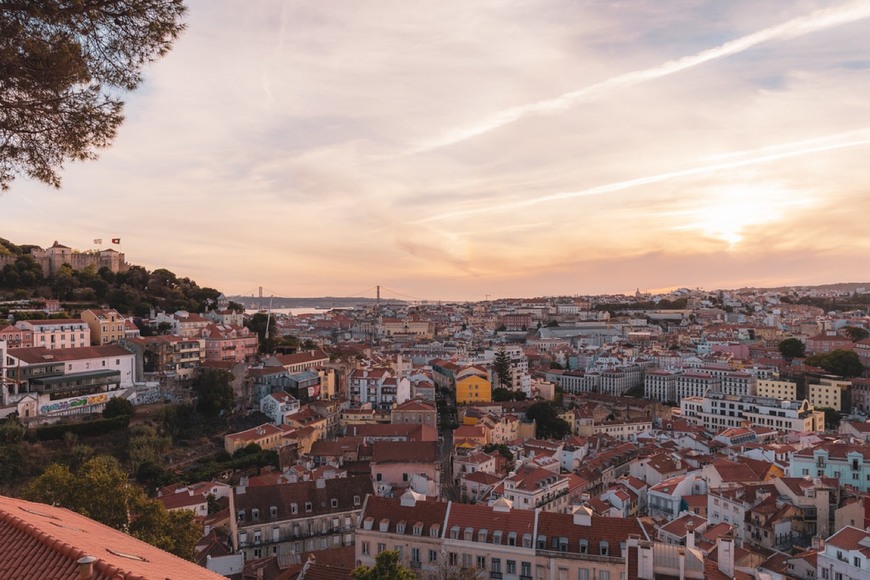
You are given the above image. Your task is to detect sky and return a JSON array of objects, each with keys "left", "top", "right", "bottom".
[{"left": 4, "top": 0, "right": 870, "bottom": 302}]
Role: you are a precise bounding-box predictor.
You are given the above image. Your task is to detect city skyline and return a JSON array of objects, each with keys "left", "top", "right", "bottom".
[{"left": 4, "top": 1, "right": 870, "bottom": 301}]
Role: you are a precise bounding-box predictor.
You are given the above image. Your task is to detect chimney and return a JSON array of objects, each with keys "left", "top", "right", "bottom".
[
  {"left": 685, "top": 520, "right": 695, "bottom": 550},
  {"left": 77, "top": 556, "right": 96, "bottom": 580},
  {"left": 678, "top": 547, "right": 686, "bottom": 580},
  {"left": 811, "top": 535, "right": 825, "bottom": 551},
  {"left": 717, "top": 528, "right": 735, "bottom": 578}
]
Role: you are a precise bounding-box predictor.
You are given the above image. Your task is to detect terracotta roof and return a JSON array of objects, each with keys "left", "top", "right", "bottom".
[
  {"left": 371, "top": 441, "right": 437, "bottom": 464},
  {"left": 825, "top": 525, "right": 870, "bottom": 556},
  {"left": 8, "top": 345, "right": 131, "bottom": 363},
  {"left": 234, "top": 476, "right": 373, "bottom": 522},
  {"left": 0, "top": 495, "right": 222, "bottom": 579}
]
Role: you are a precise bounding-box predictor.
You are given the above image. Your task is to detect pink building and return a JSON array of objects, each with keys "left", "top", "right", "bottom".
[
  {"left": 371, "top": 440, "right": 440, "bottom": 497},
  {"left": 201, "top": 324, "right": 258, "bottom": 363}
]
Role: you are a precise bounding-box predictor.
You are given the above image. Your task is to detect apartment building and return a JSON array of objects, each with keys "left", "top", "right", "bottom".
[
  {"left": 809, "top": 377, "right": 851, "bottom": 412},
  {"left": 680, "top": 392, "right": 824, "bottom": 433},
  {"left": 756, "top": 378, "right": 798, "bottom": 401},
  {"left": 816, "top": 526, "right": 870, "bottom": 580},
  {"left": 789, "top": 442, "right": 870, "bottom": 492},
  {"left": 15, "top": 319, "right": 90, "bottom": 350},
  {"left": 81, "top": 308, "right": 127, "bottom": 345},
  {"left": 644, "top": 370, "right": 677, "bottom": 403},
  {"left": 234, "top": 476, "right": 372, "bottom": 561},
  {"left": 356, "top": 493, "right": 644, "bottom": 580}
]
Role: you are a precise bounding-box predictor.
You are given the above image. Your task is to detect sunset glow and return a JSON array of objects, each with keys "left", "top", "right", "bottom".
[{"left": 4, "top": 0, "right": 870, "bottom": 301}]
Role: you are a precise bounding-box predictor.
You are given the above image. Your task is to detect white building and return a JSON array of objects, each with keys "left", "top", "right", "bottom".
[
  {"left": 817, "top": 526, "right": 870, "bottom": 580},
  {"left": 681, "top": 392, "right": 825, "bottom": 433}
]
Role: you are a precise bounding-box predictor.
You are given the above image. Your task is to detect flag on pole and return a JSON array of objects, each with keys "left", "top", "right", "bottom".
[
  {"left": 94, "top": 238, "right": 102, "bottom": 244},
  {"left": 111, "top": 238, "right": 121, "bottom": 244}
]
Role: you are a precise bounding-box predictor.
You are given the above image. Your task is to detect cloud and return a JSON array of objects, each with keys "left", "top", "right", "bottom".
[{"left": 410, "top": 0, "right": 870, "bottom": 153}]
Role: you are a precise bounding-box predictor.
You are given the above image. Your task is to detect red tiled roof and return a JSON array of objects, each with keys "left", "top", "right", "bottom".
[
  {"left": 0, "top": 495, "right": 222, "bottom": 579},
  {"left": 8, "top": 345, "right": 131, "bottom": 363}
]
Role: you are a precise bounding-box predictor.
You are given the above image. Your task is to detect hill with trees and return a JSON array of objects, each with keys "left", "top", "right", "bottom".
[{"left": 0, "top": 238, "right": 222, "bottom": 319}]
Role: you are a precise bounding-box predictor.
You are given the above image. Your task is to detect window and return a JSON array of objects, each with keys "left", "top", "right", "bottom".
[
  {"left": 477, "top": 556, "right": 486, "bottom": 569},
  {"left": 291, "top": 503, "right": 298, "bottom": 514},
  {"left": 579, "top": 539, "right": 588, "bottom": 553},
  {"left": 600, "top": 572, "right": 610, "bottom": 580},
  {"left": 462, "top": 554, "right": 472, "bottom": 568},
  {"left": 253, "top": 530, "right": 261, "bottom": 544},
  {"left": 412, "top": 548, "right": 421, "bottom": 563},
  {"left": 492, "top": 558, "right": 501, "bottom": 573},
  {"left": 600, "top": 541, "right": 609, "bottom": 556},
  {"left": 354, "top": 495, "right": 361, "bottom": 506},
  {"left": 361, "top": 542, "right": 370, "bottom": 555},
  {"left": 449, "top": 552, "right": 458, "bottom": 566},
  {"left": 429, "top": 549, "right": 438, "bottom": 562},
  {"left": 251, "top": 509, "right": 259, "bottom": 521},
  {"left": 578, "top": 570, "right": 590, "bottom": 580},
  {"left": 507, "top": 561, "right": 516, "bottom": 575},
  {"left": 237, "top": 510, "right": 245, "bottom": 522},
  {"left": 305, "top": 502, "right": 312, "bottom": 512},
  {"left": 376, "top": 473, "right": 383, "bottom": 482},
  {"left": 521, "top": 562, "right": 531, "bottom": 577},
  {"left": 270, "top": 506, "right": 278, "bottom": 519}
]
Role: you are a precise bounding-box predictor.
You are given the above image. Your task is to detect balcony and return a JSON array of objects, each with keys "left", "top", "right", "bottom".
[{"left": 410, "top": 561, "right": 422, "bottom": 569}]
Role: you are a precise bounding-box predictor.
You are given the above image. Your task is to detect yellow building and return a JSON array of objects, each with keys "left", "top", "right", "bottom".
[
  {"left": 809, "top": 378, "right": 851, "bottom": 412},
  {"left": 456, "top": 374, "right": 492, "bottom": 404},
  {"left": 81, "top": 308, "right": 127, "bottom": 346},
  {"left": 756, "top": 379, "right": 797, "bottom": 400}
]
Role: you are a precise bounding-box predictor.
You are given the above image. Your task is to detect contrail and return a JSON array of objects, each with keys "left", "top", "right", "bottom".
[
  {"left": 413, "top": 129, "right": 870, "bottom": 224},
  {"left": 410, "top": 1, "right": 870, "bottom": 153}
]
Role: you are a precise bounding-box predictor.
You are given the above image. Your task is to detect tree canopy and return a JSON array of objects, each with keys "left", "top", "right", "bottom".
[
  {"left": 352, "top": 550, "right": 415, "bottom": 580},
  {"left": 526, "top": 401, "right": 570, "bottom": 440},
  {"left": 191, "top": 368, "right": 235, "bottom": 417},
  {"left": 803, "top": 349, "right": 864, "bottom": 378},
  {"left": 21, "top": 455, "right": 200, "bottom": 559},
  {"left": 843, "top": 326, "right": 869, "bottom": 342},
  {"left": 778, "top": 337, "right": 806, "bottom": 360},
  {"left": 1, "top": 0, "right": 187, "bottom": 190},
  {"left": 493, "top": 347, "right": 511, "bottom": 389}
]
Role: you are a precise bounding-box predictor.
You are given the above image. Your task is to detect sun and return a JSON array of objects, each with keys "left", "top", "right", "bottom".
[{"left": 670, "top": 184, "right": 811, "bottom": 249}]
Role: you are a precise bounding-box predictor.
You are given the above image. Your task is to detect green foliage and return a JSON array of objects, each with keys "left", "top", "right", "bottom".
[
  {"left": 526, "top": 401, "right": 571, "bottom": 440},
  {"left": 352, "top": 550, "right": 416, "bottom": 580},
  {"left": 0, "top": 416, "right": 27, "bottom": 444},
  {"left": 127, "top": 425, "right": 171, "bottom": 474},
  {"left": 492, "top": 387, "right": 526, "bottom": 402},
  {"left": 778, "top": 338, "right": 806, "bottom": 360},
  {"left": 818, "top": 407, "right": 842, "bottom": 430},
  {"left": 803, "top": 349, "right": 864, "bottom": 378},
  {"left": 482, "top": 443, "right": 514, "bottom": 462},
  {"left": 0, "top": 1, "right": 187, "bottom": 190},
  {"left": 102, "top": 397, "right": 135, "bottom": 419},
  {"left": 843, "top": 326, "right": 870, "bottom": 342},
  {"left": 35, "top": 414, "right": 130, "bottom": 440},
  {"left": 0, "top": 444, "right": 27, "bottom": 487},
  {"left": 182, "top": 449, "right": 279, "bottom": 483},
  {"left": 493, "top": 347, "right": 511, "bottom": 389},
  {"left": 22, "top": 455, "right": 199, "bottom": 560},
  {"left": 191, "top": 368, "right": 235, "bottom": 417},
  {"left": 245, "top": 312, "right": 276, "bottom": 353}
]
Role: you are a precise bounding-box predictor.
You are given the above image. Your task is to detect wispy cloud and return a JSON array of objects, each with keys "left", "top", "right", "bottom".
[
  {"left": 410, "top": 0, "right": 870, "bottom": 153},
  {"left": 415, "top": 129, "right": 870, "bottom": 224}
]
